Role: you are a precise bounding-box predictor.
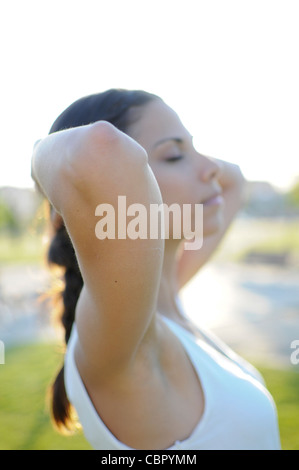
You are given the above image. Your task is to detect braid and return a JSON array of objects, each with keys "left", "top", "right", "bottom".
[{"left": 48, "top": 223, "right": 83, "bottom": 432}]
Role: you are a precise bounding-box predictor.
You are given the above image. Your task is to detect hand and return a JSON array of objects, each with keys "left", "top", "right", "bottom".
[{"left": 213, "top": 158, "right": 246, "bottom": 198}]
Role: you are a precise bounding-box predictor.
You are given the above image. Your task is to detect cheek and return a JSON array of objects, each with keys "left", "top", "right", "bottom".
[
  {"left": 151, "top": 164, "right": 183, "bottom": 195},
  {"left": 155, "top": 173, "right": 196, "bottom": 206}
]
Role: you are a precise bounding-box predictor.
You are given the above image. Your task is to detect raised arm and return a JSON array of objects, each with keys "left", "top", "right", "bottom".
[
  {"left": 32, "top": 122, "right": 164, "bottom": 375},
  {"left": 176, "top": 158, "right": 246, "bottom": 290}
]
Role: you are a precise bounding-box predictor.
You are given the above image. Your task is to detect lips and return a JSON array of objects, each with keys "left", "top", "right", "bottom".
[{"left": 202, "top": 192, "right": 224, "bottom": 206}]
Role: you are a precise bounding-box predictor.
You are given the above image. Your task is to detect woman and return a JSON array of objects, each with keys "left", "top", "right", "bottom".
[{"left": 31, "top": 89, "right": 281, "bottom": 450}]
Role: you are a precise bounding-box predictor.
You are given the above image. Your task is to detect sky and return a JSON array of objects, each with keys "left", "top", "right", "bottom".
[{"left": 1, "top": 0, "right": 298, "bottom": 191}]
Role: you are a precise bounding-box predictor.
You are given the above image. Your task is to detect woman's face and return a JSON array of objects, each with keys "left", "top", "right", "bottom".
[{"left": 127, "top": 99, "right": 224, "bottom": 238}]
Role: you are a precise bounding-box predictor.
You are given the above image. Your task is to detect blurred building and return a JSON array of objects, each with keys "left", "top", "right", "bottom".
[{"left": 243, "top": 181, "right": 299, "bottom": 218}]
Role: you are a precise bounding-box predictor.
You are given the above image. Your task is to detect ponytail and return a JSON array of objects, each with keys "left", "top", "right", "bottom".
[{"left": 47, "top": 222, "right": 83, "bottom": 433}]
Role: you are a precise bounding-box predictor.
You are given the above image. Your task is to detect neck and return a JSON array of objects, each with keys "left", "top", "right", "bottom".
[
  {"left": 153, "top": 241, "right": 199, "bottom": 338},
  {"left": 157, "top": 241, "right": 184, "bottom": 322}
]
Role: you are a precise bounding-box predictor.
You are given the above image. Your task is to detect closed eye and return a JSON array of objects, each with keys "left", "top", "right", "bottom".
[{"left": 165, "top": 155, "right": 184, "bottom": 162}]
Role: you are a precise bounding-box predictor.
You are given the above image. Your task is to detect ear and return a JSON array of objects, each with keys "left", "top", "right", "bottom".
[{"left": 51, "top": 210, "right": 64, "bottom": 230}]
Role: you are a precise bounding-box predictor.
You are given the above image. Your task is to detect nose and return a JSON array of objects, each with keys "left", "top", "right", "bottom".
[{"left": 196, "top": 154, "right": 221, "bottom": 182}]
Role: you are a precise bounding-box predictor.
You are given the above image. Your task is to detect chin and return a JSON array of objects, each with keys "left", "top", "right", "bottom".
[{"left": 203, "top": 212, "right": 224, "bottom": 237}]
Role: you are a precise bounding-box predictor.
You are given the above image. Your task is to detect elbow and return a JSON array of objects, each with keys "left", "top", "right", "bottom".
[
  {"left": 70, "top": 121, "right": 119, "bottom": 163},
  {"left": 66, "top": 121, "right": 120, "bottom": 184},
  {"left": 88, "top": 120, "right": 120, "bottom": 147},
  {"left": 87, "top": 120, "right": 148, "bottom": 167},
  {"left": 66, "top": 120, "right": 148, "bottom": 200}
]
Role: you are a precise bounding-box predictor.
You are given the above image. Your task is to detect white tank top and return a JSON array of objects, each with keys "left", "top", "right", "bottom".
[{"left": 64, "top": 316, "right": 281, "bottom": 450}]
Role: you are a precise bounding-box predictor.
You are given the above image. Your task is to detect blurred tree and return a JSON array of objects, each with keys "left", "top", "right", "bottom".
[
  {"left": 287, "top": 179, "right": 299, "bottom": 207},
  {"left": 0, "top": 198, "right": 20, "bottom": 234}
]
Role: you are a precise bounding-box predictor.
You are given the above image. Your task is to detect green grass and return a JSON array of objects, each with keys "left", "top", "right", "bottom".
[
  {"left": 214, "top": 218, "right": 299, "bottom": 263},
  {"left": 0, "top": 342, "right": 91, "bottom": 450},
  {"left": 242, "top": 220, "right": 299, "bottom": 256},
  {"left": 0, "top": 232, "right": 46, "bottom": 265},
  {"left": 257, "top": 365, "right": 299, "bottom": 451},
  {"left": 0, "top": 342, "right": 298, "bottom": 450}
]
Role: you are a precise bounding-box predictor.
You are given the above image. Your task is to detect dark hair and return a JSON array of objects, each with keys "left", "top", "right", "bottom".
[{"left": 47, "top": 88, "right": 159, "bottom": 432}]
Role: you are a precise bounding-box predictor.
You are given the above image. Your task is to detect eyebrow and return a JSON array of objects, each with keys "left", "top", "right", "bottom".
[{"left": 153, "top": 136, "right": 192, "bottom": 149}]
